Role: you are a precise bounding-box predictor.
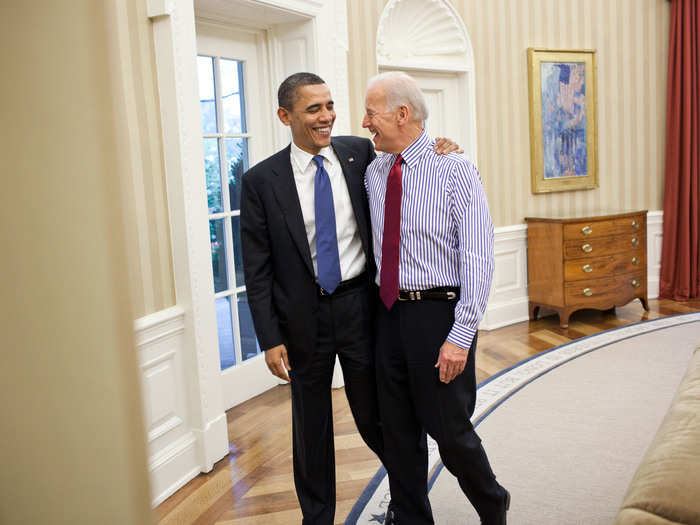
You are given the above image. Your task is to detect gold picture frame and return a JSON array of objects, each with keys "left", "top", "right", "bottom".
[{"left": 527, "top": 48, "right": 598, "bottom": 194}]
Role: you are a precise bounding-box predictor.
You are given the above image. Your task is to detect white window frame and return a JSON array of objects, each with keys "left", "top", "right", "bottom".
[{"left": 201, "top": 52, "right": 251, "bottom": 366}]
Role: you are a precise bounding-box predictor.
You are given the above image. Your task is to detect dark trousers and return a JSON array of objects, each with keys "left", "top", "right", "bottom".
[
  {"left": 290, "top": 283, "right": 384, "bottom": 525},
  {"left": 375, "top": 296, "right": 505, "bottom": 525}
]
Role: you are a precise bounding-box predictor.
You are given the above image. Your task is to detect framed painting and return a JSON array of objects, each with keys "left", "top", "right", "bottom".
[{"left": 527, "top": 48, "right": 598, "bottom": 193}]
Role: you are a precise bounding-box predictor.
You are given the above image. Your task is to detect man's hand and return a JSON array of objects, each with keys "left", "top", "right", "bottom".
[
  {"left": 434, "top": 137, "right": 464, "bottom": 155},
  {"left": 435, "top": 340, "right": 468, "bottom": 384},
  {"left": 265, "top": 344, "right": 291, "bottom": 382}
]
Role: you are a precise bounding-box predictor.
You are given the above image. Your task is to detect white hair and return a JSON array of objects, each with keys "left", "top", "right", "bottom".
[{"left": 367, "top": 71, "right": 429, "bottom": 122}]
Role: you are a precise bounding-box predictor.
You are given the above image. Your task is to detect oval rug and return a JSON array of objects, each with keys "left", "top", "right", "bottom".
[{"left": 346, "top": 313, "right": 700, "bottom": 524}]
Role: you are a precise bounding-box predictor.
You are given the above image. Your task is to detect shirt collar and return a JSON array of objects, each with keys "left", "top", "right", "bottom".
[
  {"left": 290, "top": 141, "right": 335, "bottom": 173},
  {"left": 399, "top": 129, "right": 432, "bottom": 169}
]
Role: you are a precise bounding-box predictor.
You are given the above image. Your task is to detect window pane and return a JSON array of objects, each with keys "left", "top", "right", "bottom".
[
  {"left": 225, "top": 138, "right": 248, "bottom": 210},
  {"left": 210, "top": 219, "right": 228, "bottom": 293},
  {"left": 221, "top": 59, "right": 246, "bottom": 134},
  {"left": 203, "top": 138, "right": 223, "bottom": 214},
  {"left": 230, "top": 215, "right": 244, "bottom": 288},
  {"left": 197, "top": 56, "right": 217, "bottom": 134},
  {"left": 216, "top": 296, "right": 236, "bottom": 370},
  {"left": 237, "top": 292, "right": 260, "bottom": 361}
]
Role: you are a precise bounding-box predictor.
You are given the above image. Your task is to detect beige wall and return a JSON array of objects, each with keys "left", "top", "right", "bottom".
[
  {"left": 348, "top": 0, "right": 670, "bottom": 227},
  {"left": 112, "top": 0, "right": 176, "bottom": 318},
  {"left": 0, "top": 1, "right": 153, "bottom": 522}
]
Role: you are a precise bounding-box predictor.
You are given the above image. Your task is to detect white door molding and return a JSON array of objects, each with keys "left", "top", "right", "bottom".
[
  {"left": 376, "top": 0, "right": 478, "bottom": 162},
  {"left": 147, "top": 0, "right": 229, "bottom": 482}
]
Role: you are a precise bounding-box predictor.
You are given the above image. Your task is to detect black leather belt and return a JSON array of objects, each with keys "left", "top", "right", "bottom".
[
  {"left": 398, "top": 286, "right": 459, "bottom": 301},
  {"left": 318, "top": 272, "right": 367, "bottom": 296}
]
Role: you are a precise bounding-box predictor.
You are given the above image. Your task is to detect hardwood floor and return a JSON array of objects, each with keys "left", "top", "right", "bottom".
[{"left": 155, "top": 298, "right": 700, "bottom": 524}]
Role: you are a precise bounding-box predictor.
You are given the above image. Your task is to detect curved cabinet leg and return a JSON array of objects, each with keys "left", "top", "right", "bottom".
[
  {"left": 529, "top": 302, "right": 540, "bottom": 321},
  {"left": 558, "top": 309, "right": 571, "bottom": 329},
  {"left": 639, "top": 296, "right": 649, "bottom": 311}
]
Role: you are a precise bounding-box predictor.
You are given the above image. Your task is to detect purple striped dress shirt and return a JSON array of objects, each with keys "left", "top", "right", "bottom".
[{"left": 365, "top": 130, "right": 495, "bottom": 350}]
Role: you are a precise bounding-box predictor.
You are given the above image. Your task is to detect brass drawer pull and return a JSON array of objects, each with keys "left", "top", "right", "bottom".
[
  {"left": 631, "top": 237, "right": 639, "bottom": 246},
  {"left": 581, "top": 243, "right": 593, "bottom": 253},
  {"left": 581, "top": 225, "right": 593, "bottom": 235},
  {"left": 631, "top": 279, "right": 640, "bottom": 288},
  {"left": 632, "top": 219, "right": 639, "bottom": 229},
  {"left": 582, "top": 264, "right": 593, "bottom": 273},
  {"left": 583, "top": 288, "right": 593, "bottom": 296},
  {"left": 632, "top": 256, "right": 639, "bottom": 265}
]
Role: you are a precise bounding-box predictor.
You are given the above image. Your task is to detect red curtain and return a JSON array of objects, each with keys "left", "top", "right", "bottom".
[{"left": 660, "top": 0, "right": 700, "bottom": 301}]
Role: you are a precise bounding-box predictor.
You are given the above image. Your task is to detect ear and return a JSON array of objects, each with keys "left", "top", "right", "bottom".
[
  {"left": 277, "top": 107, "right": 291, "bottom": 127},
  {"left": 396, "top": 105, "right": 410, "bottom": 126}
]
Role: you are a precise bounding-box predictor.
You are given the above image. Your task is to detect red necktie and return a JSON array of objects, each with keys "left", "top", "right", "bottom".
[{"left": 380, "top": 154, "right": 403, "bottom": 310}]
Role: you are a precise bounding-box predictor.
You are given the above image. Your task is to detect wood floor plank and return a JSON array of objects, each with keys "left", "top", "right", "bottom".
[{"left": 156, "top": 298, "right": 700, "bottom": 524}]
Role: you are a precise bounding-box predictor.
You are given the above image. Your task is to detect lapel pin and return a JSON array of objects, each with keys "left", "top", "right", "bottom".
[{"left": 348, "top": 157, "right": 355, "bottom": 162}]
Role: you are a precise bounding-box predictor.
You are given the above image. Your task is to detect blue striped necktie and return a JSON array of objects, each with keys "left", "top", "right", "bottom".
[{"left": 313, "top": 155, "right": 341, "bottom": 293}]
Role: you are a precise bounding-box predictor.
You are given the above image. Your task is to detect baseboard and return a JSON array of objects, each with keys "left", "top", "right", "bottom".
[
  {"left": 192, "top": 411, "right": 230, "bottom": 473},
  {"left": 481, "top": 296, "right": 530, "bottom": 330},
  {"left": 148, "top": 432, "right": 200, "bottom": 507}
]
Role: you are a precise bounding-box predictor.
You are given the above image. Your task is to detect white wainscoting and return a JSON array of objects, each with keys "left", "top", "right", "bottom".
[
  {"left": 135, "top": 306, "right": 203, "bottom": 507},
  {"left": 480, "top": 224, "right": 530, "bottom": 330},
  {"left": 646, "top": 211, "right": 663, "bottom": 299},
  {"left": 480, "top": 211, "right": 663, "bottom": 331}
]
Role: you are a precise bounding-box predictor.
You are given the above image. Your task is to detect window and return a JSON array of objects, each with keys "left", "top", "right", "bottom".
[{"left": 198, "top": 55, "right": 260, "bottom": 370}]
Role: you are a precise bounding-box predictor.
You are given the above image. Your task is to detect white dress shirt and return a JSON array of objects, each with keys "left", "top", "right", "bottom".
[{"left": 290, "top": 141, "right": 366, "bottom": 281}]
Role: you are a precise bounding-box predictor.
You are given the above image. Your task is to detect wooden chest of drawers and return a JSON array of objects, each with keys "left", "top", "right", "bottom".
[{"left": 525, "top": 211, "right": 648, "bottom": 327}]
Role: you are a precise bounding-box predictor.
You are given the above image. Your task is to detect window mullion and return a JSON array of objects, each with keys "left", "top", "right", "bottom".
[{"left": 222, "top": 217, "right": 241, "bottom": 361}]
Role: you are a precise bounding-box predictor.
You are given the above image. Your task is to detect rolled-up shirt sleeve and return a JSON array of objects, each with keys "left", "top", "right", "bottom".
[{"left": 446, "top": 161, "right": 495, "bottom": 350}]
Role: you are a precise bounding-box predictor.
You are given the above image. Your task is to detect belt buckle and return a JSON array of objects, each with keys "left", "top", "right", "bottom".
[{"left": 399, "top": 290, "right": 422, "bottom": 301}]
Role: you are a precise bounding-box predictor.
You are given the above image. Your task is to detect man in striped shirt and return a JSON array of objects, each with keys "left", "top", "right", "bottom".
[{"left": 362, "top": 71, "right": 510, "bottom": 525}]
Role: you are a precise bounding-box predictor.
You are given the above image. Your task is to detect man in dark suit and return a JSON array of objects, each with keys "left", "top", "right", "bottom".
[
  {"left": 241, "top": 73, "right": 457, "bottom": 524},
  {"left": 240, "top": 73, "right": 382, "bottom": 525}
]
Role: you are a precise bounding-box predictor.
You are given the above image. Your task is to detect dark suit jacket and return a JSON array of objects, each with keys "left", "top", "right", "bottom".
[{"left": 240, "top": 136, "right": 376, "bottom": 369}]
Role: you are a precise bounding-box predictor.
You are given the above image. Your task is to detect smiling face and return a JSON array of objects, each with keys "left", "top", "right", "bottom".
[
  {"left": 277, "top": 83, "right": 335, "bottom": 155},
  {"left": 362, "top": 83, "right": 402, "bottom": 154}
]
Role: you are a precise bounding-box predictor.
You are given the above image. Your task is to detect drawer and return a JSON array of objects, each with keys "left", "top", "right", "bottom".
[
  {"left": 612, "top": 251, "right": 646, "bottom": 273},
  {"left": 564, "top": 256, "right": 616, "bottom": 281},
  {"left": 565, "top": 276, "right": 618, "bottom": 306},
  {"left": 618, "top": 271, "right": 646, "bottom": 295},
  {"left": 614, "top": 216, "right": 645, "bottom": 236},
  {"left": 563, "top": 219, "right": 618, "bottom": 240},
  {"left": 564, "top": 234, "right": 645, "bottom": 259}
]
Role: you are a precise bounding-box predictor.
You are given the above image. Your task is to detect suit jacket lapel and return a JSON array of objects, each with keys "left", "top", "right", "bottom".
[
  {"left": 270, "top": 147, "right": 314, "bottom": 276},
  {"left": 332, "top": 139, "right": 371, "bottom": 261}
]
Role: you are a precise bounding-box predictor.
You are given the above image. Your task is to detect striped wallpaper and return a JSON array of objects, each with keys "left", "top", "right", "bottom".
[
  {"left": 347, "top": 0, "right": 671, "bottom": 227},
  {"left": 113, "top": 0, "right": 175, "bottom": 318}
]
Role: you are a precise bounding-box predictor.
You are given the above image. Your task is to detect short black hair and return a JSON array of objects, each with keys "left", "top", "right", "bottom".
[{"left": 278, "top": 72, "right": 326, "bottom": 110}]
